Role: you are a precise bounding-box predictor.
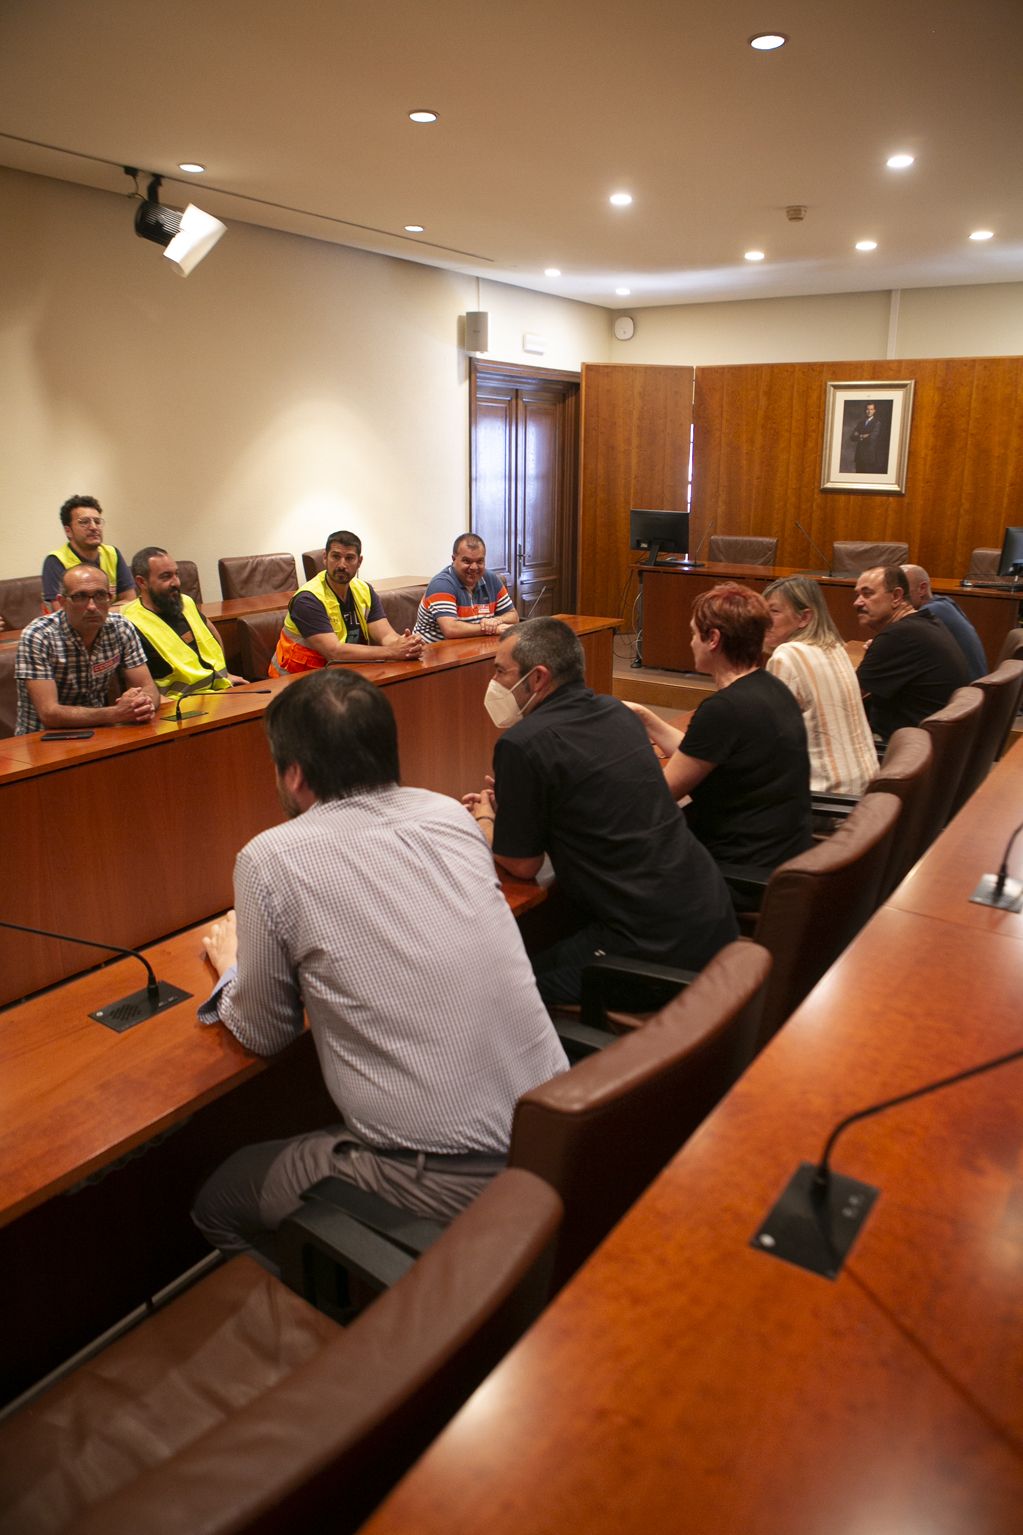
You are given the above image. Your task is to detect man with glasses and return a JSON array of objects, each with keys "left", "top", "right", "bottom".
[
  {"left": 14, "top": 564, "right": 159, "bottom": 734},
  {"left": 41, "top": 495, "right": 134, "bottom": 611}
]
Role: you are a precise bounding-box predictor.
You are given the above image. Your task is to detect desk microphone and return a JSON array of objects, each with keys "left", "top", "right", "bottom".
[
  {"left": 970, "top": 817, "right": 1023, "bottom": 911},
  {"left": 751, "top": 1043, "right": 1023, "bottom": 1279},
  {"left": 524, "top": 585, "right": 549, "bottom": 619},
  {"left": 794, "top": 521, "right": 831, "bottom": 576},
  {"left": 0, "top": 918, "right": 191, "bottom": 1031},
  {"left": 673, "top": 520, "right": 713, "bottom": 570},
  {"left": 174, "top": 666, "right": 219, "bottom": 722}
]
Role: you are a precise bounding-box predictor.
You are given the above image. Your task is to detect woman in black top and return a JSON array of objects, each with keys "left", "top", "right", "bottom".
[{"left": 628, "top": 583, "right": 813, "bottom": 874}]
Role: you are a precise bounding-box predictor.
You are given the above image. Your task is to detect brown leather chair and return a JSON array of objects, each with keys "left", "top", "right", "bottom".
[
  {"left": 708, "top": 535, "right": 778, "bottom": 566},
  {"left": 0, "top": 574, "right": 43, "bottom": 630},
  {"left": 830, "top": 540, "right": 909, "bottom": 575},
  {"left": 302, "top": 548, "right": 327, "bottom": 580},
  {"left": 236, "top": 607, "right": 288, "bottom": 680},
  {"left": 511, "top": 939, "right": 770, "bottom": 1292},
  {"left": 952, "top": 658, "right": 1023, "bottom": 813},
  {"left": 379, "top": 583, "right": 427, "bottom": 633},
  {"left": 967, "top": 547, "right": 1000, "bottom": 578},
  {"left": 218, "top": 552, "right": 298, "bottom": 600},
  {"left": 996, "top": 626, "right": 1023, "bottom": 664},
  {"left": 0, "top": 647, "right": 17, "bottom": 738},
  {"left": 0, "top": 1168, "right": 562, "bottom": 1535},
  {"left": 748, "top": 792, "right": 901, "bottom": 1050},
  {"left": 282, "top": 941, "right": 770, "bottom": 1306},
  {"left": 175, "top": 559, "right": 203, "bottom": 605},
  {"left": 919, "top": 686, "right": 984, "bottom": 829},
  {"left": 861, "top": 728, "right": 935, "bottom": 898}
]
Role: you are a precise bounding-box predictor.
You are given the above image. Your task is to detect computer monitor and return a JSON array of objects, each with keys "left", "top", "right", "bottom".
[
  {"left": 630, "top": 509, "right": 691, "bottom": 566},
  {"left": 996, "top": 526, "right": 1023, "bottom": 577}
]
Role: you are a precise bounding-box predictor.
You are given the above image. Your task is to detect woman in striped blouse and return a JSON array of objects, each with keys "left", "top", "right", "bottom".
[{"left": 762, "top": 575, "right": 878, "bottom": 796}]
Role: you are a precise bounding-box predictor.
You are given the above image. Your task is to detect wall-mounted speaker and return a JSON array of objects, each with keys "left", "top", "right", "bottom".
[{"left": 465, "top": 311, "right": 489, "bottom": 352}]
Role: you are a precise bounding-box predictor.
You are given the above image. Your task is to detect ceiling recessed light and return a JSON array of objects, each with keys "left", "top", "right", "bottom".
[
  {"left": 749, "top": 34, "right": 787, "bottom": 51},
  {"left": 609, "top": 191, "right": 633, "bottom": 207},
  {"left": 404, "top": 224, "right": 425, "bottom": 233},
  {"left": 409, "top": 110, "right": 438, "bottom": 124},
  {"left": 970, "top": 229, "right": 994, "bottom": 241},
  {"left": 744, "top": 249, "right": 765, "bottom": 262},
  {"left": 615, "top": 286, "right": 631, "bottom": 296},
  {"left": 544, "top": 267, "right": 561, "bottom": 277},
  {"left": 886, "top": 153, "right": 914, "bottom": 170},
  {"left": 178, "top": 162, "right": 206, "bottom": 174},
  {"left": 855, "top": 239, "right": 878, "bottom": 252}
]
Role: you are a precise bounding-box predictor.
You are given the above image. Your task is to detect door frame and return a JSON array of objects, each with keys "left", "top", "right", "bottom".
[{"left": 469, "top": 358, "right": 580, "bottom": 613}]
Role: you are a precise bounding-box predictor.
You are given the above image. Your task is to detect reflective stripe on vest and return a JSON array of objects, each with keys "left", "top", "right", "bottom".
[{"left": 122, "top": 594, "right": 230, "bottom": 697}]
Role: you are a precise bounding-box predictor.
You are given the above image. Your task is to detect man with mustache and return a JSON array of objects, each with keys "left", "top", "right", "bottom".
[{"left": 123, "top": 546, "right": 243, "bottom": 698}]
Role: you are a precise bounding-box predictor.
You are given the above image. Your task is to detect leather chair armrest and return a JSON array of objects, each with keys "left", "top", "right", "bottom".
[
  {"left": 278, "top": 1176, "right": 444, "bottom": 1319},
  {"left": 579, "top": 954, "right": 697, "bottom": 1029}
]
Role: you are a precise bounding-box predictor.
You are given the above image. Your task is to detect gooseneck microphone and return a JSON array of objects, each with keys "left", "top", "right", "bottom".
[
  {"left": 0, "top": 919, "right": 192, "bottom": 1031},
  {"left": 970, "top": 817, "right": 1023, "bottom": 912},
  {"left": 524, "top": 585, "right": 549, "bottom": 619},
  {"left": 679, "top": 520, "right": 714, "bottom": 569},
  {"left": 174, "top": 665, "right": 219, "bottom": 722},
  {"left": 794, "top": 521, "right": 832, "bottom": 576},
  {"left": 751, "top": 1042, "right": 1023, "bottom": 1278}
]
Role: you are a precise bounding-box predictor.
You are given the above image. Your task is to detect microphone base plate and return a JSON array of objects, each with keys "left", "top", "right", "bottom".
[
  {"left": 970, "top": 873, "right": 1023, "bottom": 912},
  {"left": 90, "top": 981, "right": 193, "bottom": 1032},
  {"left": 751, "top": 1161, "right": 879, "bottom": 1280}
]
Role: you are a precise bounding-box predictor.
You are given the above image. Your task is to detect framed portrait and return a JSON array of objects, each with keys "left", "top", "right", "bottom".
[{"left": 820, "top": 379, "right": 914, "bottom": 493}]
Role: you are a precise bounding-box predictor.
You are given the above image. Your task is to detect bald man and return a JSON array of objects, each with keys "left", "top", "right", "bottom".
[{"left": 903, "top": 564, "right": 987, "bottom": 679}]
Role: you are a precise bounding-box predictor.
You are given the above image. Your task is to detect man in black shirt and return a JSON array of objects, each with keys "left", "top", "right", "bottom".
[
  {"left": 463, "top": 618, "right": 738, "bottom": 1004},
  {"left": 854, "top": 565, "right": 970, "bottom": 744}
]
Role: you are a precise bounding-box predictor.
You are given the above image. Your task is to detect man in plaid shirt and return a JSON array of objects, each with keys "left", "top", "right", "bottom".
[{"left": 15, "top": 564, "right": 159, "bottom": 735}]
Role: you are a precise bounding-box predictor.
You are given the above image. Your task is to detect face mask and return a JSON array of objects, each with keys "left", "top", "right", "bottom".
[{"left": 484, "top": 672, "right": 532, "bottom": 730}]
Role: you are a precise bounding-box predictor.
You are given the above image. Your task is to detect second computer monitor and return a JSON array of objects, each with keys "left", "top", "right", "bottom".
[{"left": 630, "top": 509, "right": 690, "bottom": 566}]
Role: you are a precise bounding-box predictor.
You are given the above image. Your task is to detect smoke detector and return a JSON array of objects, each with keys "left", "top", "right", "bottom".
[{"left": 785, "top": 205, "right": 808, "bottom": 222}]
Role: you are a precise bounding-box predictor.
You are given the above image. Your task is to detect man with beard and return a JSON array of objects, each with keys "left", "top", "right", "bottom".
[
  {"left": 123, "top": 546, "right": 244, "bottom": 698},
  {"left": 193, "top": 668, "right": 567, "bottom": 1271},
  {"left": 42, "top": 494, "right": 135, "bottom": 611}
]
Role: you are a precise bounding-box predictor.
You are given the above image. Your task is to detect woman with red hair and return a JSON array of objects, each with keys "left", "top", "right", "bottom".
[{"left": 629, "top": 583, "right": 812, "bottom": 882}]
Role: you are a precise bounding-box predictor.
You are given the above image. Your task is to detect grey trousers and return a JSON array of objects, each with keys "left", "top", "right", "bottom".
[{"left": 192, "top": 1125, "right": 502, "bottom": 1273}]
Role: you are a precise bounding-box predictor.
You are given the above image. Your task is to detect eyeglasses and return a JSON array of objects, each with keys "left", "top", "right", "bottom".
[
  {"left": 71, "top": 517, "right": 104, "bottom": 528},
  {"left": 63, "top": 591, "right": 112, "bottom": 608}
]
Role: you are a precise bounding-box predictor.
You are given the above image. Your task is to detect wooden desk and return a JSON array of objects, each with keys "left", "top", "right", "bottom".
[
  {"left": 639, "top": 561, "right": 1022, "bottom": 671},
  {"left": 0, "top": 616, "right": 614, "bottom": 1007},
  {"left": 361, "top": 752, "right": 1023, "bottom": 1534}
]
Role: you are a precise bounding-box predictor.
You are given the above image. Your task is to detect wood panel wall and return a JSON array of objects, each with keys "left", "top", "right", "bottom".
[
  {"left": 578, "top": 364, "right": 694, "bottom": 616},
  {"left": 692, "top": 356, "right": 1023, "bottom": 577}
]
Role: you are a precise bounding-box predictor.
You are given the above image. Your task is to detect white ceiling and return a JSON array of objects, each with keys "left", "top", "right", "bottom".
[{"left": 2, "top": 0, "right": 1022, "bottom": 308}]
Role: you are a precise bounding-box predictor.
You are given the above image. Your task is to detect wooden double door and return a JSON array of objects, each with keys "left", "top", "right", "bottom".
[{"left": 470, "top": 360, "right": 579, "bottom": 616}]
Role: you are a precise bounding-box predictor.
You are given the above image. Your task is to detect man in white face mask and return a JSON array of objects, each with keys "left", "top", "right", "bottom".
[{"left": 464, "top": 619, "right": 738, "bottom": 1006}]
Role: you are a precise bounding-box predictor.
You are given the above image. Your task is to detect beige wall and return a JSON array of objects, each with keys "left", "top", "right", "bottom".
[
  {"left": 611, "top": 282, "right": 1023, "bottom": 366},
  {"left": 0, "top": 167, "right": 609, "bottom": 597}
]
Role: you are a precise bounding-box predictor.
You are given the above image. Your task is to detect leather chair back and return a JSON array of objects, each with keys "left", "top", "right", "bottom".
[
  {"left": 919, "top": 686, "right": 984, "bottom": 829},
  {"left": 509, "top": 939, "right": 771, "bottom": 1293},
  {"left": 831, "top": 540, "right": 909, "bottom": 575},
  {"left": 0, "top": 1168, "right": 562, "bottom": 1535},
  {"left": 380, "top": 584, "right": 427, "bottom": 633},
  {"left": 236, "top": 608, "right": 288, "bottom": 681},
  {"left": 0, "top": 574, "right": 43, "bottom": 629},
  {"left": 954, "top": 658, "right": 1023, "bottom": 811},
  {"left": 752, "top": 792, "right": 901, "bottom": 1051},
  {"left": 708, "top": 535, "right": 778, "bottom": 566},
  {"left": 302, "top": 548, "right": 327, "bottom": 580},
  {"left": 218, "top": 552, "right": 298, "bottom": 600},
  {"left": 967, "top": 547, "right": 1000, "bottom": 578},
  {"left": 996, "top": 627, "right": 1023, "bottom": 665},
  {"left": 864, "top": 728, "right": 935, "bottom": 898},
  {"left": 175, "top": 560, "right": 203, "bottom": 605},
  {"left": 0, "top": 646, "right": 17, "bottom": 738}
]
